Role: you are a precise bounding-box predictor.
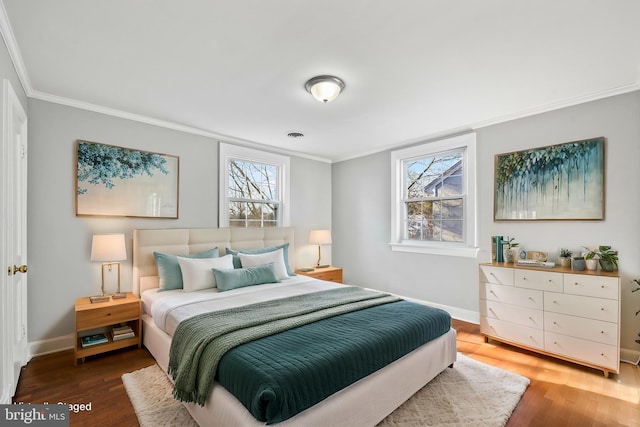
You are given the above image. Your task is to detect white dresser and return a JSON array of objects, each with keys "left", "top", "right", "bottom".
[{"left": 479, "top": 263, "right": 620, "bottom": 377}]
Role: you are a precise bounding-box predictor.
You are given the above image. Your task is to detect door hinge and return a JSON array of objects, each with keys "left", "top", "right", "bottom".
[{"left": 20, "top": 144, "right": 26, "bottom": 159}]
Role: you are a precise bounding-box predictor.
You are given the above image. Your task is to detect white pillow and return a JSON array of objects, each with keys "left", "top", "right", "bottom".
[
  {"left": 238, "top": 249, "right": 289, "bottom": 280},
  {"left": 177, "top": 254, "right": 234, "bottom": 292}
]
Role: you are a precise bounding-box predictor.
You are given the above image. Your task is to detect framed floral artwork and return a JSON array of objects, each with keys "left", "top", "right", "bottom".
[
  {"left": 494, "top": 137, "right": 604, "bottom": 221},
  {"left": 76, "top": 140, "right": 179, "bottom": 218}
]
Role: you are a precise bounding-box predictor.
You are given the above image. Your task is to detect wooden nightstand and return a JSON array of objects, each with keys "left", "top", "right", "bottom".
[
  {"left": 295, "top": 266, "right": 343, "bottom": 283},
  {"left": 74, "top": 292, "right": 142, "bottom": 365}
]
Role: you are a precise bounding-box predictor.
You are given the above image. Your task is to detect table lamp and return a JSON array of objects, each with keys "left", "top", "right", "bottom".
[
  {"left": 90, "top": 233, "right": 127, "bottom": 302},
  {"left": 309, "top": 229, "right": 331, "bottom": 269}
]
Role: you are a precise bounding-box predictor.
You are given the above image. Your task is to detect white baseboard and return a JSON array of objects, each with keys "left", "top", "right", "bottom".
[
  {"left": 620, "top": 348, "right": 640, "bottom": 365},
  {"left": 29, "top": 334, "right": 74, "bottom": 359},
  {"left": 1, "top": 390, "right": 10, "bottom": 404},
  {"left": 401, "top": 296, "right": 480, "bottom": 325}
]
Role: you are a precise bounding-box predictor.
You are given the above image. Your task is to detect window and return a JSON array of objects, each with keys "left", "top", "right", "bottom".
[
  {"left": 390, "top": 133, "right": 478, "bottom": 257},
  {"left": 219, "top": 143, "right": 290, "bottom": 227}
]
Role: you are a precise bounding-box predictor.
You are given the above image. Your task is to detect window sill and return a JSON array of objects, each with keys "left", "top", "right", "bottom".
[{"left": 389, "top": 242, "right": 479, "bottom": 258}]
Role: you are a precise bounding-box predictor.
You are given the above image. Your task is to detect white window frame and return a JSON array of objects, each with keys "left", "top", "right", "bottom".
[
  {"left": 390, "top": 133, "right": 478, "bottom": 258},
  {"left": 219, "top": 143, "right": 290, "bottom": 227}
]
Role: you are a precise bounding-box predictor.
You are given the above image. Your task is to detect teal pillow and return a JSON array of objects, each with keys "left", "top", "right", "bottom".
[
  {"left": 213, "top": 263, "right": 280, "bottom": 291},
  {"left": 153, "top": 248, "right": 219, "bottom": 291},
  {"left": 225, "top": 243, "right": 296, "bottom": 276}
]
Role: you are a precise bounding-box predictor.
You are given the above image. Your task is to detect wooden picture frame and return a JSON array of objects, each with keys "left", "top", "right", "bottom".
[
  {"left": 76, "top": 140, "right": 179, "bottom": 218},
  {"left": 494, "top": 137, "right": 604, "bottom": 221}
]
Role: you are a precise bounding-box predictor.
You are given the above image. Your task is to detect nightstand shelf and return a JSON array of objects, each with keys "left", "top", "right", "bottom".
[
  {"left": 295, "top": 266, "right": 343, "bottom": 283},
  {"left": 74, "top": 292, "right": 141, "bottom": 365}
]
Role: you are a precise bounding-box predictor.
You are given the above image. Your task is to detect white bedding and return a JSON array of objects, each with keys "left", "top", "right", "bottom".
[{"left": 143, "top": 275, "right": 342, "bottom": 335}]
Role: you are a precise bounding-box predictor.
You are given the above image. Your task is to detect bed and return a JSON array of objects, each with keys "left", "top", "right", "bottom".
[{"left": 132, "top": 227, "right": 457, "bottom": 426}]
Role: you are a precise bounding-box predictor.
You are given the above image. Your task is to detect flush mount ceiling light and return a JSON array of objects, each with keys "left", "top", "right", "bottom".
[{"left": 305, "top": 75, "right": 345, "bottom": 103}]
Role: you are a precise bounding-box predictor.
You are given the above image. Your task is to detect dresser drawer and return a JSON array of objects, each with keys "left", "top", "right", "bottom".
[
  {"left": 563, "top": 274, "right": 619, "bottom": 300},
  {"left": 545, "top": 331, "right": 618, "bottom": 371},
  {"left": 481, "top": 300, "right": 543, "bottom": 329},
  {"left": 480, "top": 316, "right": 544, "bottom": 350},
  {"left": 311, "top": 270, "right": 342, "bottom": 283},
  {"left": 515, "top": 269, "right": 563, "bottom": 292},
  {"left": 76, "top": 302, "right": 140, "bottom": 330},
  {"left": 479, "top": 265, "right": 514, "bottom": 286},
  {"left": 480, "top": 282, "right": 543, "bottom": 309},
  {"left": 544, "top": 292, "right": 618, "bottom": 323},
  {"left": 544, "top": 312, "right": 618, "bottom": 346}
]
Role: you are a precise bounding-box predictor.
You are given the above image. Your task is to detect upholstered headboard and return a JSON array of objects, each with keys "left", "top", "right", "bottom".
[{"left": 132, "top": 227, "right": 295, "bottom": 296}]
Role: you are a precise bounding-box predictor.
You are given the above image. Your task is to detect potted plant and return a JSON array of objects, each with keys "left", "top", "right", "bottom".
[
  {"left": 597, "top": 246, "right": 618, "bottom": 272},
  {"left": 633, "top": 279, "right": 640, "bottom": 345},
  {"left": 502, "top": 237, "right": 519, "bottom": 263},
  {"left": 559, "top": 248, "right": 572, "bottom": 268},
  {"left": 584, "top": 248, "right": 599, "bottom": 270}
]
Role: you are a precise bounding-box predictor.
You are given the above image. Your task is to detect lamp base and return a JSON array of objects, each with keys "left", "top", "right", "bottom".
[
  {"left": 315, "top": 264, "right": 330, "bottom": 269},
  {"left": 112, "top": 292, "right": 127, "bottom": 299},
  {"left": 89, "top": 295, "right": 111, "bottom": 303}
]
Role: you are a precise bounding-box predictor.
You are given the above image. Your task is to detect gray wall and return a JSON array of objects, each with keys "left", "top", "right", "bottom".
[
  {"left": 27, "top": 99, "right": 332, "bottom": 344},
  {"left": 333, "top": 90, "right": 640, "bottom": 352}
]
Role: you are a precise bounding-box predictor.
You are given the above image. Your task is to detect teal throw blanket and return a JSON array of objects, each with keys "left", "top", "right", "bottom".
[{"left": 168, "top": 286, "right": 401, "bottom": 405}]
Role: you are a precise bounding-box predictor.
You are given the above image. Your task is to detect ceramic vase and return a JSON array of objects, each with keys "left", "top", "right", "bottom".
[
  {"left": 572, "top": 258, "right": 585, "bottom": 271},
  {"left": 503, "top": 246, "right": 515, "bottom": 263}
]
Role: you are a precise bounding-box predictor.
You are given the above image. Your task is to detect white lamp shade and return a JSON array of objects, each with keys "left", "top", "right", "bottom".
[
  {"left": 309, "top": 229, "right": 332, "bottom": 245},
  {"left": 91, "top": 234, "right": 127, "bottom": 261}
]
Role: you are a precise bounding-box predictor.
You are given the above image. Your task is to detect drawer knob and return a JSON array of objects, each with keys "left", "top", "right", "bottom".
[
  {"left": 523, "top": 277, "right": 527, "bottom": 280},
  {"left": 107, "top": 313, "right": 111, "bottom": 316},
  {"left": 553, "top": 321, "right": 557, "bottom": 325},
  {"left": 548, "top": 279, "right": 552, "bottom": 283},
  {"left": 553, "top": 301, "right": 558, "bottom": 304},
  {"left": 601, "top": 353, "right": 605, "bottom": 357},
  {"left": 601, "top": 331, "right": 604, "bottom": 334},
  {"left": 528, "top": 297, "right": 534, "bottom": 301},
  {"left": 574, "top": 282, "right": 579, "bottom": 286},
  {"left": 601, "top": 285, "right": 605, "bottom": 288},
  {"left": 490, "top": 290, "right": 496, "bottom": 295},
  {"left": 554, "top": 341, "right": 558, "bottom": 345},
  {"left": 601, "top": 308, "right": 605, "bottom": 311}
]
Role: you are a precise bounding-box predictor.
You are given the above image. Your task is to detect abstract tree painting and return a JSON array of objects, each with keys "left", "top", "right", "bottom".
[
  {"left": 494, "top": 137, "right": 604, "bottom": 220},
  {"left": 76, "top": 141, "right": 179, "bottom": 218}
]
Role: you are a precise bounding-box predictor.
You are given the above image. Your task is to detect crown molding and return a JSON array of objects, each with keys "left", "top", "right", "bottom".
[
  {"left": 469, "top": 81, "right": 640, "bottom": 131},
  {"left": 0, "top": 0, "right": 32, "bottom": 95}
]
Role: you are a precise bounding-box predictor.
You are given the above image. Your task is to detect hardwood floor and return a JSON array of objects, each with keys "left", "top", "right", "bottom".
[{"left": 12, "top": 319, "right": 640, "bottom": 427}]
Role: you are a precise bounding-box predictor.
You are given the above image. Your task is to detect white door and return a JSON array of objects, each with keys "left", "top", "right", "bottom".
[{"left": 0, "top": 79, "right": 28, "bottom": 404}]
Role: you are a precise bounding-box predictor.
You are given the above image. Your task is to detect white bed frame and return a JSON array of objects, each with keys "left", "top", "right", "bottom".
[{"left": 132, "top": 227, "right": 457, "bottom": 427}]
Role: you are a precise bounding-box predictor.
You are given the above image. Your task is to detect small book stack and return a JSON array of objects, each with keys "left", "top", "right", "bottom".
[
  {"left": 81, "top": 333, "right": 108, "bottom": 348},
  {"left": 111, "top": 324, "right": 135, "bottom": 341}
]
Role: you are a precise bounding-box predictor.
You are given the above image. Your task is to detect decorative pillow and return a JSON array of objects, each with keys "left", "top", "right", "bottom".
[
  {"left": 238, "top": 249, "right": 289, "bottom": 280},
  {"left": 213, "top": 262, "right": 280, "bottom": 292},
  {"left": 225, "top": 243, "right": 295, "bottom": 276},
  {"left": 177, "top": 254, "right": 234, "bottom": 292},
  {"left": 153, "top": 248, "right": 219, "bottom": 291}
]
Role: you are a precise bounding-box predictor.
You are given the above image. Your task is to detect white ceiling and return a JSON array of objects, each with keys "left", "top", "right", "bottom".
[{"left": 2, "top": 1, "right": 639, "bottom": 162}]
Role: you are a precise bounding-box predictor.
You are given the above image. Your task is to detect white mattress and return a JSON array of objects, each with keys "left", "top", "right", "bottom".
[{"left": 141, "top": 276, "right": 458, "bottom": 426}]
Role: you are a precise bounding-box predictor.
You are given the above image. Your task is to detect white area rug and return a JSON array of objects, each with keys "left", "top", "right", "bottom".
[
  {"left": 377, "top": 354, "right": 530, "bottom": 426},
  {"left": 122, "top": 353, "right": 529, "bottom": 427}
]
